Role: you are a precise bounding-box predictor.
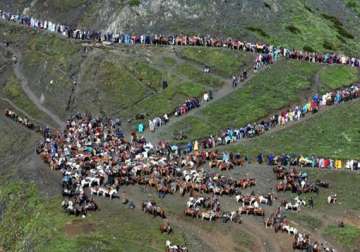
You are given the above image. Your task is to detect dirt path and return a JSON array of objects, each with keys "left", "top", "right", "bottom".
[
  {"left": 241, "top": 219, "right": 283, "bottom": 252},
  {"left": 1, "top": 97, "right": 41, "bottom": 123},
  {"left": 0, "top": 44, "right": 64, "bottom": 128},
  {"left": 219, "top": 97, "right": 360, "bottom": 150},
  {"left": 148, "top": 64, "right": 270, "bottom": 141}
]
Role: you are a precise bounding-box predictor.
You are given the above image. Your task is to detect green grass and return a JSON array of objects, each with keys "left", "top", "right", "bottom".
[
  {"left": 179, "top": 47, "right": 254, "bottom": 77},
  {"left": 134, "top": 82, "right": 205, "bottom": 118},
  {"left": 175, "top": 63, "right": 225, "bottom": 88},
  {"left": 127, "top": 61, "right": 163, "bottom": 90},
  {"left": 168, "top": 61, "right": 322, "bottom": 140},
  {"left": 224, "top": 100, "right": 360, "bottom": 160},
  {"left": 165, "top": 115, "right": 216, "bottom": 140},
  {"left": 319, "top": 65, "right": 359, "bottom": 91},
  {"left": 0, "top": 181, "right": 68, "bottom": 251},
  {"left": 83, "top": 60, "right": 147, "bottom": 111},
  {"left": 2, "top": 74, "right": 46, "bottom": 120},
  {"left": 287, "top": 212, "right": 323, "bottom": 231},
  {"left": 324, "top": 224, "right": 360, "bottom": 250},
  {"left": 129, "top": 0, "right": 141, "bottom": 7},
  {"left": 303, "top": 169, "right": 360, "bottom": 211},
  {"left": 167, "top": 61, "right": 359, "bottom": 142},
  {"left": 0, "top": 180, "right": 187, "bottom": 252},
  {"left": 0, "top": 23, "right": 83, "bottom": 119},
  {"left": 246, "top": 26, "right": 270, "bottom": 38},
  {"left": 266, "top": 0, "right": 360, "bottom": 56},
  {"left": 163, "top": 57, "right": 177, "bottom": 66},
  {"left": 346, "top": 0, "right": 360, "bottom": 16}
]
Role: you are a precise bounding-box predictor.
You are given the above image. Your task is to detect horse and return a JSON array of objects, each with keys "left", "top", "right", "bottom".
[
  {"left": 254, "top": 208, "right": 265, "bottom": 216},
  {"left": 201, "top": 210, "right": 217, "bottom": 221},
  {"left": 294, "top": 196, "right": 306, "bottom": 206},
  {"left": 165, "top": 240, "right": 188, "bottom": 252},
  {"left": 285, "top": 202, "right": 300, "bottom": 211},
  {"left": 264, "top": 214, "right": 274, "bottom": 228},
  {"left": 327, "top": 194, "right": 337, "bottom": 204},
  {"left": 184, "top": 207, "right": 199, "bottom": 218},
  {"left": 230, "top": 210, "right": 241, "bottom": 223},
  {"left": 315, "top": 179, "right": 330, "bottom": 188},
  {"left": 160, "top": 222, "right": 172, "bottom": 234}
]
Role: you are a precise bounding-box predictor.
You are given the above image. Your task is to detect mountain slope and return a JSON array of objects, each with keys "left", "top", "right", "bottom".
[{"left": 2, "top": 0, "right": 360, "bottom": 55}]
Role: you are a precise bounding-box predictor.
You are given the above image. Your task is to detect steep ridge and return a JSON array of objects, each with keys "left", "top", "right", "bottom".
[{"left": 0, "top": 44, "right": 64, "bottom": 128}]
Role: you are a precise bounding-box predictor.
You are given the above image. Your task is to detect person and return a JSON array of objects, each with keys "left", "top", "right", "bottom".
[
  {"left": 204, "top": 65, "right": 210, "bottom": 73},
  {"left": 137, "top": 123, "right": 144, "bottom": 133},
  {"left": 232, "top": 75, "right": 237, "bottom": 88},
  {"left": 203, "top": 92, "right": 209, "bottom": 102},
  {"left": 163, "top": 114, "right": 169, "bottom": 124},
  {"left": 187, "top": 142, "right": 193, "bottom": 153},
  {"left": 308, "top": 197, "right": 314, "bottom": 208},
  {"left": 338, "top": 221, "right": 344, "bottom": 228},
  {"left": 208, "top": 90, "right": 213, "bottom": 100},
  {"left": 162, "top": 80, "right": 168, "bottom": 89},
  {"left": 243, "top": 70, "right": 248, "bottom": 80},
  {"left": 193, "top": 140, "right": 199, "bottom": 155},
  {"left": 257, "top": 153, "right": 263, "bottom": 164},
  {"left": 128, "top": 201, "right": 135, "bottom": 209},
  {"left": 149, "top": 120, "right": 155, "bottom": 132}
]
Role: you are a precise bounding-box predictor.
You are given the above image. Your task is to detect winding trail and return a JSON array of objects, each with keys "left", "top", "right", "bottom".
[
  {"left": 215, "top": 97, "right": 360, "bottom": 151},
  {"left": 1, "top": 97, "right": 37, "bottom": 122},
  {"left": 149, "top": 64, "right": 271, "bottom": 141},
  {"left": 0, "top": 44, "right": 64, "bottom": 128}
]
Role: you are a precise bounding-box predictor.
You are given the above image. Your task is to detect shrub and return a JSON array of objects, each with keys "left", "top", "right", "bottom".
[
  {"left": 286, "top": 25, "right": 301, "bottom": 34},
  {"left": 323, "top": 40, "right": 336, "bottom": 50},
  {"left": 321, "top": 13, "right": 354, "bottom": 39},
  {"left": 303, "top": 45, "right": 315, "bottom": 52},
  {"left": 129, "top": 0, "right": 141, "bottom": 7},
  {"left": 246, "top": 27, "right": 270, "bottom": 38},
  {"left": 264, "top": 2, "right": 271, "bottom": 10}
]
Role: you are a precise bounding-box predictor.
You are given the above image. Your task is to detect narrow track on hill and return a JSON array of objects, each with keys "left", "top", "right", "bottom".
[
  {"left": 219, "top": 97, "right": 360, "bottom": 150},
  {"left": 0, "top": 44, "right": 64, "bottom": 128},
  {"left": 1, "top": 97, "right": 38, "bottom": 122},
  {"left": 147, "top": 63, "right": 271, "bottom": 141}
]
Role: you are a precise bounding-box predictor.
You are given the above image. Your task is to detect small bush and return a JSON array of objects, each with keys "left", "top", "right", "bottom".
[
  {"left": 337, "top": 35, "right": 347, "bottom": 44},
  {"left": 129, "top": 0, "right": 141, "bottom": 7},
  {"left": 264, "top": 2, "right": 271, "bottom": 10},
  {"left": 286, "top": 25, "right": 301, "bottom": 34},
  {"left": 246, "top": 27, "right": 270, "bottom": 38},
  {"left": 321, "top": 13, "right": 343, "bottom": 27},
  {"left": 304, "top": 5, "right": 314, "bottom": 13},
  {"left": 323, "top": 40, "right": 336, "bottom": 50},
  {"left": 321, "top": 13, "right": 354, "bottom": 39},
  {"left": 346, "top": 0, "right": 357, "bottom": 9},
  {"left": 303, "top": 45, "right": 315, "bottom": 52}
]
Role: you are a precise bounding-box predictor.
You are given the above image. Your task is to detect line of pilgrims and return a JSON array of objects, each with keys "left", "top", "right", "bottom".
[{"left": 2, "top": 8, "right": 360, "bottom": 68}]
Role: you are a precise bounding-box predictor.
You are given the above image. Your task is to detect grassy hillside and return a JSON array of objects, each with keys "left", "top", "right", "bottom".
[
  {"left": 2, "top": 0, "right": 360, "bottom": 56},
  {"left": 0, "top": 22, "right": 254, "bottom": 124},
  {"left": 285, "top": 169, "right": 360, "bottom": 251},
  {"left": 164, "top": 62, "right": 360, "bottom": 141},
  {"left": 0, "top": 180, "right": 188, "bottom": 252},
  {"left": 223, "top": 100, "right": 360, "bottom": 160}
]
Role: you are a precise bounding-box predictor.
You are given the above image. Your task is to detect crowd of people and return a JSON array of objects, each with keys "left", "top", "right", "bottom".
[
  {"left": 265, "top": 153, "right": 360, "bottom": 171},
  {"left": 34, "top": 113, "right": 260, "bottom": 215},
  {"left": 265, "top": 207, "right": 335, "bottom": 251},
  {"left": 174, "top": 97, "right": 200, "bottom": 117},
  {"left": 196, "top": 83, "right": 360, "bottom": 149},
  {"left": 2, "top": 109, "right": 343, "bottom": 251},
  {"left": 2, "top": 8, "right": 360, "bottom": 71},
  {"left": 4, "top": 108, "right": 36, "bottom": 130},
  {"left": 147, "top": 97, "right": 200, "bottom": 132},
  {"left": 2, "top": 7, "right": 357, "bottom": 251}
]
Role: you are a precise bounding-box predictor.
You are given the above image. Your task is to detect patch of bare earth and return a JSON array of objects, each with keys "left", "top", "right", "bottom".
[{"left": 64, "top": 219, "right": 96, "bottom": 237}]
